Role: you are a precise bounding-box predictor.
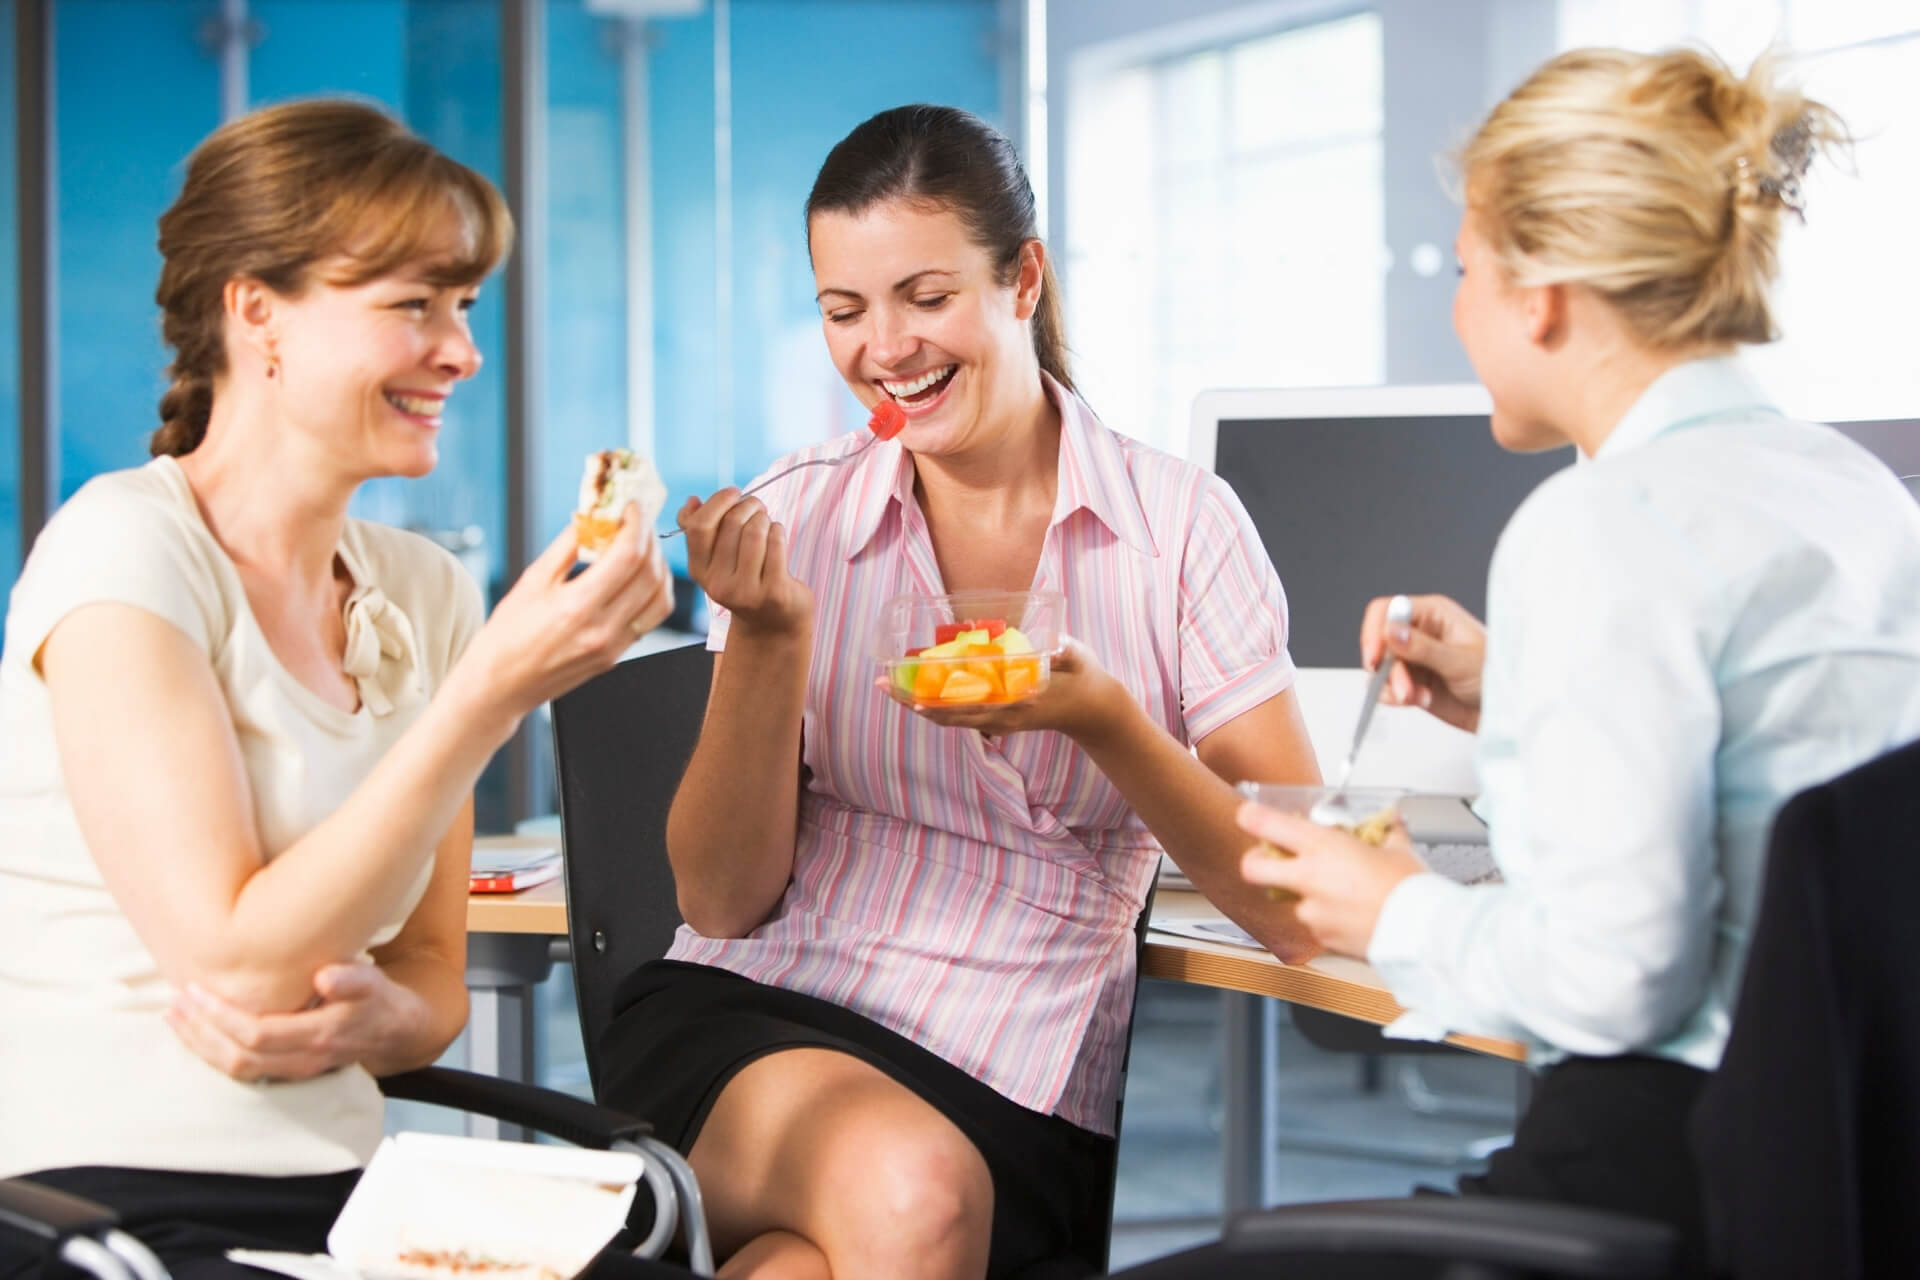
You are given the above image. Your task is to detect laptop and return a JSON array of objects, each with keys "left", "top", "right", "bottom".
[{"left": 1154, "top": 792, "right": 1498, "bottom": 893}]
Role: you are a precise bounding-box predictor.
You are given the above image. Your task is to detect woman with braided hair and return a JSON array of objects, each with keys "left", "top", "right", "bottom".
[{"left": 0, "top": 99, "right": 679, "bottom": 1277}]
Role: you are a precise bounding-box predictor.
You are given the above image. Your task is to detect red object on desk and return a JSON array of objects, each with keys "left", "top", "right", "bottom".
[
  {"left": 469, "top": 845, "right": 562, "bottom": 894},
  {"left": 469, "top": 861, "right": 562, "bottom": 894}
]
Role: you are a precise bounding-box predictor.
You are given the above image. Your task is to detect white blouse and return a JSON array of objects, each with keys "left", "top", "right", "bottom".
[{"left": 1370, "top": 357, "right": 1920, "bottom": 1069}]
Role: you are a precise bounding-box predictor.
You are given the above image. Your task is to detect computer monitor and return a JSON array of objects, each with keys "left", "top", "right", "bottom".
[
  {"left": 1830, "top": 418, "right": 1920, "bottom": 491},
  {"left": 1189, "top": 385, "right": 1572, "bottom": 668}
]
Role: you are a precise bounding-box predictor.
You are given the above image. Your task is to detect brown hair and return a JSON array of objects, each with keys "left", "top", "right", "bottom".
[
  {"left": 151, "top": 98, "right": 513, "bottom": 457},
  {"left": 805, "top": 104, "right": 1073, "bottom": 391},
  {"left": 1459, "top": 47, "right": 1848, "bottom": 349}
]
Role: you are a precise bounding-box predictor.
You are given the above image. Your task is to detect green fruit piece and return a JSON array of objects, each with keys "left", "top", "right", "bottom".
[
  {"left": 892, "top": 662, "right": 918, "bottom": 695},
  {"left": 999, "top": 626, "right": 1036, "bottom": 655}
]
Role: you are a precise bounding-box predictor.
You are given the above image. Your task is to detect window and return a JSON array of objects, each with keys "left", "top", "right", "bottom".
[{"left": 1065, "top": 12, "right": 1385, "bottom": 454}]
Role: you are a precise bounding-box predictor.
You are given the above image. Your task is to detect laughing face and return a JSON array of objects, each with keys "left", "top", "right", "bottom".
[
  {"left": 809, "top": 198, "right": 1043, "bottom": 458},
  {"left": 266, "top": 235, "right": 484, "bottom": 481}
]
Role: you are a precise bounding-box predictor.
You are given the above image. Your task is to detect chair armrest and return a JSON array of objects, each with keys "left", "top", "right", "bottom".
[
  {"left": 0, "top": 1177, "right": 118, "bottom": 1247},
  {"left": 1225, "top": 1197, "right": 1676, "bottom": 1279},
  {"left": 379, "top": 1066, "right": 652, "bottom": 1150}
]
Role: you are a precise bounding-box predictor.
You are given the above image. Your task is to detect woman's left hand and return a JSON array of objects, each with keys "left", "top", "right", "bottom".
[
  {"left": 1235, "top": 803, "right": 1426, "bottom": 959},
  {"left": 164, "top": 962, "right": 427, "bottom": 1083},
  {"left": 878, "top": 635, "right": 1130, "bottom": 743}
]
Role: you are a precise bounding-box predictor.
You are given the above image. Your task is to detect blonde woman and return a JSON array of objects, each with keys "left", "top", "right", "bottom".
[
  {"left": 1130, "top": 46, "right": 1920, "bottom": 1278},
  {"left": 0, "top": 101, "right": 679, "bottom": 1278}
]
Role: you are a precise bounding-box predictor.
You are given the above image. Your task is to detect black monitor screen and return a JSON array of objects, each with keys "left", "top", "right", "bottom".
[
  {"left": 1213, "top": 415, "right": 1571, "bottom": 667},
  {"left": 1833, "top": 419, "right": 1920, "bottom": 480}
]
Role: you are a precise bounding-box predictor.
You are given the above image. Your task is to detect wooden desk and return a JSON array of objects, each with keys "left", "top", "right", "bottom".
[
  {"left": 464, "top": 873, "right": 1523, "bottom": 1061},
  {"left": 1143, "top": 890, "right": 1525, "bottom": 1062},
  {"left": 466, "top": 875, "right": 566, "bottom": 936}
]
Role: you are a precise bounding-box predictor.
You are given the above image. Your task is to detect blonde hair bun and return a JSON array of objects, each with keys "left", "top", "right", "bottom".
[{"left": 1459, "top": 46, "right": 1849, "bottom": 350}]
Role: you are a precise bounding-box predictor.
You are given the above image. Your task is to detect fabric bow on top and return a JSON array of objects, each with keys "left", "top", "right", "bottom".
[{"left": 340, "top": 583, "right": 419, "bottom": 717}]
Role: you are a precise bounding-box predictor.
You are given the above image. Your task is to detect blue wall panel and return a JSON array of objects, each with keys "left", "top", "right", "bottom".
[
  {"left": 645, "top": 0, "right": 1001, "bottom": 535},
  {"left": 54, "top": 0, "right": 217, "bottom": 500}
]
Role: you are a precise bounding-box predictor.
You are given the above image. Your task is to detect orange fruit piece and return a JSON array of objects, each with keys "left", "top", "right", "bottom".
[
  {"left": 1002, "top": 663, "right": 1038, "bottom": 700},
  {"left": 913, "top": 662, "right": 948, "bottom": 702},
  {"left": 939, "top": 670, "right": 994, "bottom": 703}
]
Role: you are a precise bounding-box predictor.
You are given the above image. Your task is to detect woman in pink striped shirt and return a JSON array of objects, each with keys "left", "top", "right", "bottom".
[{"left": 597, "top": 105, "right": 1319, "bottom": 1280}]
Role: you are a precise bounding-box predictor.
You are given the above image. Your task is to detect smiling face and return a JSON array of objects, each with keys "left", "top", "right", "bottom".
[
  {"left": 260, "top": 230, "right": 484, "bottom": 480},
  {"left": 809, "top": 198, "right": 1043, "bottom": 456}
]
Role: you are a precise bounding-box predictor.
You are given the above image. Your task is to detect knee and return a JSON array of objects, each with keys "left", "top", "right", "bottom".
[{"left": 857, "top": 1128, "right": 994, "bottom": 1260}]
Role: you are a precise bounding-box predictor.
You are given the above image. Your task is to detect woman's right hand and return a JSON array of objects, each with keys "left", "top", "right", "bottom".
[
  {"left": 1358, "top": 593, "right": 1486, "bottom": 733},
  {"left": 459, "top": 503, "right": 675, "bottom": 726},
  {"left": 678, "top": 488, "right": 813, "bottom": 637}
]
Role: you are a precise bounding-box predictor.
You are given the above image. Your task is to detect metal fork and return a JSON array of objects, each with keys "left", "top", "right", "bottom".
[
  {"left": 660, "top": 431, "right": 881, "bottom": 541},
  {"left": 1310, "top": 593, "right": 1413, "bottom": 825}
]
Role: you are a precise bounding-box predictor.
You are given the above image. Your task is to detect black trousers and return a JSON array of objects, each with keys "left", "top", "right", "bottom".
[
  {"left": 1110, "top": 1054, "right": 1710, "bottom": 1279},
  {"left": 0, "top": 1166, "right": 691, "bottom": 1280}
]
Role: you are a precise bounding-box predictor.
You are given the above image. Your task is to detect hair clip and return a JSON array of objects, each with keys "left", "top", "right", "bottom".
[{"left": 1759, "top": 114, "right": 1818, "bottom": 222}]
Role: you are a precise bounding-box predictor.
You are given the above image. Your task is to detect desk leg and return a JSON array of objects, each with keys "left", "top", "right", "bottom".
[
  {"left": 465, "top": 933, "right": 555, "bottom": 1142},
  {"left": 1221, "top": 991, "right": 1280, "bottom": 1215}
]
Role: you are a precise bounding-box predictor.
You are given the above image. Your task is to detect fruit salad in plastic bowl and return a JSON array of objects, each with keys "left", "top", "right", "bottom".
[
  {"left": 1237, "top": 783, "right": 1404, "bottom": 902},
  {"left": 874, "top": 589, "right": 1064, "bottom": 707}
]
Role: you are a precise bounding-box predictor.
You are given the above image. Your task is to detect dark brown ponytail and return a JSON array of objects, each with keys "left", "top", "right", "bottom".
[{"left": 806, "top": 104, "right": 1072, "bottom": 392}]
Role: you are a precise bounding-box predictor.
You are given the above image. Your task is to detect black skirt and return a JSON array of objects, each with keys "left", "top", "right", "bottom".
[{"left": 597, "top": 959, "right": 1117, "bottom": 1279}]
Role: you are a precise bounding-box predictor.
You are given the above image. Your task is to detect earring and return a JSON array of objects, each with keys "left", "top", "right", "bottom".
[{"left": 266, "top": 356, "right": 280, "bottom": 380}]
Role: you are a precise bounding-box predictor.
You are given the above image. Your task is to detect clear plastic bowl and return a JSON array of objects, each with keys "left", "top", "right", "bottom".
[
  {"left": 1237, "top": 782, "right": 1405, "bottom": 832},
  {"left": 1237, "top": 783, "right": 1405, "bottom": 902},
  {"left": 873, "top": 589, "right": 1064, "bottom": 707}
]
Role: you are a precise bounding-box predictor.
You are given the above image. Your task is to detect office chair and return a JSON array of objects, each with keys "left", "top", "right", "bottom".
[
  {"left": 0, "top": 1073, "right": 690, "bottom": 1280},
  {"left": 550, "top": 641, "right": 1157, "bottom": 1278},
  {"left": 1690, "top": 734, "right": 1920, "bottom": 1279},
  {"left": 1114, "top": 735, "right": 1920, "bottom": 1279},
  {"left": 0, "top": 1009, "right": 704, "bottom": 1277}
]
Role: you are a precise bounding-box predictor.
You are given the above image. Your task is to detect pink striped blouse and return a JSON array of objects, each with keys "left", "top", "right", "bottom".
[{"left": 666, "top": 377, "right": 1296, "bottom": 1134}]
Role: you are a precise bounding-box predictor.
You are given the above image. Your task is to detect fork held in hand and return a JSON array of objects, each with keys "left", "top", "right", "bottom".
[{"left": 660, "top": 400, "right": 905, "bottom": 541}]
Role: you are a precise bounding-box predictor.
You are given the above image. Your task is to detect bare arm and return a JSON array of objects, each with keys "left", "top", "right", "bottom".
[
  {"left": 359, "top": 797, "right": 474, "bottom": 1075},
  {"left": 664, "top": 489, "right": 815, "bottom": 937},
  {"left": 45, "top": 516, "right": 672, "bottom": 1015},
  {"left": 666, "top": 635, "right": 810, "bottom": 937},
  {"left": 164, "top": 799, "right": 477, "bottom": 1081}
]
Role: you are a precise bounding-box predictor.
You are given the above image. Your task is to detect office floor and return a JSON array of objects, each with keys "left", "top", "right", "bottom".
[{"left": 394, "top": 973, "right": 1520, "bottom": 1273}]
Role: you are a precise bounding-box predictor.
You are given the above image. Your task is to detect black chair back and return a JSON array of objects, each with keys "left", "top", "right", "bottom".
[
  {"left": 1691, "top": 735, "right": 1920, "bottom": 1280},
  {"left": 551, "top": 641, "right": 714, "bottom": 1095}
]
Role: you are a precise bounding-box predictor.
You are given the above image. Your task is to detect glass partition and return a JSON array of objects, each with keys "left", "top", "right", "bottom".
[{"left": 0, "top": 0, "right": 19, "bottom": 600}]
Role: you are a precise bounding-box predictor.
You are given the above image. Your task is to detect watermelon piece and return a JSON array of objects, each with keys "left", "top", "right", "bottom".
[
  {"left": 868, "top": 400, "right": 908, "bottom": 441},
  {"left": 934, "top": 622, "right": 966, "bottom": 645}
]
